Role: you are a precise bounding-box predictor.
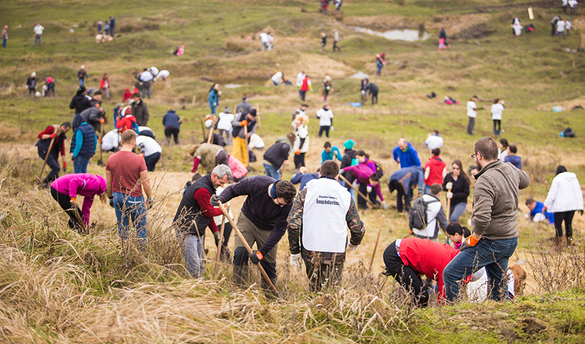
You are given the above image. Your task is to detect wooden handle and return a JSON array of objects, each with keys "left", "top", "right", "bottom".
[
  {"left": 368, "top": 215, "right": 385, "bottom": 273},
  {"left": 213, "top": 215, "right": 226, "bottom": 280}
]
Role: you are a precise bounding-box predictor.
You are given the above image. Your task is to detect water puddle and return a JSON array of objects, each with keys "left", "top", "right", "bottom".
[{"left": 351, "top": 27, "right": 432, "bottom": 42}]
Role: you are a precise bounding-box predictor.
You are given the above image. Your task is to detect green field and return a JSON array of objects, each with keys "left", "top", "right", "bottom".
[{"left": 1, "top": 0, "right": 585, "bottom": 342}]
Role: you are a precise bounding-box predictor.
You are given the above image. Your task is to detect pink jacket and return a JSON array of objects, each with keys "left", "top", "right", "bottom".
[
  {"left": 342, "top": 162, "right": 384, "bottom": 201},
  {"left": 228, "top": 154, "right": 248, "bottom": 179},
  {"left": 51, "top": 174, "right": 106, "bottom": 226}
]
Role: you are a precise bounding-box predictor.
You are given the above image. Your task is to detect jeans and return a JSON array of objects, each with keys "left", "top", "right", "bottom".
[
  {"left": 73, "top": 156, "right": 90, "bottom": 173},
  {"left": 2, "top": 37, "right": 6, "bottom": 47},
  {"left": 34, "top": 35, "right": 41, "bottom": 44},
  {"left": 38, "top": 149, "right": 60, "bottom": 184},
  {"left": 449, "top": 202, "right": 467, "bottom": 222},
  {"left": 144, "top": 152, "right": 161, "bottom": 171},
  {"left": 179, "top": 234, "right": 205, "bottom": 278},
  {"left": 423, "top": 184, "right": 432, "bottom": 195},
  {"left": 554, "top": 211, "right": 575, "bottom": 237},
  {"left": 46, "top": 84, "right": 55, "bottom": 97},
  {"left": 218, "top": 129, "right": 231, "bottom": 145},
  {"left": 79, "top": 78, "right": 84, "bottom": 87},
  {"left": 376, "top": 65, "right": 383, "bottom": 75},
  {"left": 299, "top": 90, "right": 306, "bottom": 101},
  {"left": 113, "top": 192, "right": 147, "bottom": 248},
  {"left": 493, "top": 120, "right": 501, "bottom": 136},
  {"left": 263, "top": 163, "right": 280, "bottom": 180},
  {"left": 142, "top": 86, "right": 151, "bottom": 99},
  {"left": 210, "top": 104, "right": 217, "bottom": 115},
  {"left": 467, "top": 117, "right": 475, "bottom": 135},
  {"left": 318, "top": 126, "right": 330, "bottom": 138},
  {"left": 443, "top": 237, "right": 518, "bottom": 302}
]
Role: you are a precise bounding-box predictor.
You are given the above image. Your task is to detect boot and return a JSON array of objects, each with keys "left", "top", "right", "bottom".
[
  {"left": 566, "top": 236, "right": 573, "bottom": 249},
  {"left": 554, "top": 236, "right": 563, "bottom": 251},
  {"left": 233, "top": 265, "right": 248, "bottom": 288}
]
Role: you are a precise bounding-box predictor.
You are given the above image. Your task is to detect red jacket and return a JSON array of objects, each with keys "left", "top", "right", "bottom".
[
  {"left": 399, "top": 237, "right": 459, "bottom": 303},
  {"left": 38, "top": 125, "right": 66, "bottom": 156},
  {"left": 116, "top": 115, "right": 137, "bottom": 132},
  {"left": 123, "top": 89, "right": 133, "bottom": 102},
  {"left": 424, "top": 156, "right": 446, "bottom": 186},
  {"left": 300, "top": 77, "right": 311, "bottom": 92}
]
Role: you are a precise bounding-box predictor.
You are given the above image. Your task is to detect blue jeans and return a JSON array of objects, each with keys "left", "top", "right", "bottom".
[
  {"left": 443, "top": 237, "right": 518, "bottom": 302},
  {"left": 79, "top": 78, "right": 84, "bottom": 87},
  {"left": 263, "top": 163, "right": 280, "bottom": 180},
  {"left": 142, "top": 87, "right": 151, "bottom": 99},
  {"left": 376, "top": 65, "right": 383, "bottom": 75},
  {"left": 209, "top": 104, "right": 216, "bottom": 115},
  {"left": 423, "top": 184, "right": 432, "bottom": 195},
  {"left": 73, "top": 156, "right": 90, "bottom": 173},
  {"left": 178, "top": 233, "right": 205, "bottom": 278},
  {"left": 2, "top": 37, "right": 6, "bottom": 47},
  {"left": 449, "top": 202, "right": 467, "bottom": 222},
  {"left": 113, "top": 192, "right": 147, "bottom": 248},
  {"left": 34, "top": 35, "right": 41, "bottom": 44}
]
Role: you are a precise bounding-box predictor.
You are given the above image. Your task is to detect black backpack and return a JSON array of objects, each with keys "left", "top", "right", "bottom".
[{"left": 408, "top": 197, "right": 439, "bottom": 231}]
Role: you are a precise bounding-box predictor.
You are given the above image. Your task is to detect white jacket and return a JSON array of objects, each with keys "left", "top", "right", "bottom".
[
  {"left": 544, "top": 172, "right": 584, "bottom": 212},
  {"left": 412, "top": 194, "right": 448, "bottom": 239},
  {"left": 217, "top": 112, "right": 235, "bottom": 131},
  {"left": 293, "top": 124, "right": 309, "bottom": 153},
  {"left": 491, "top": 103, "right": 504, "bottom": 120}
]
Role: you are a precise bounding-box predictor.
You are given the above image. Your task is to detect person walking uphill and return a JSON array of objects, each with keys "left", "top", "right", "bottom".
[
  {"left": 208, "top": 83, "right": 220, "bottom": 115},
  {"left": 36, "top": 122, "right": 71, "bottom": 186},
  {"left": 69, "top": 86, "right": 91, "bottom": 115},
  {"left": 70, "top": 120, "right": 97, "bottom": 173},
  {"left": 105, "top": 130, "right": 153, "bottom": 250},
  {"left": 211, "top": 176, "right": 297, "bottom": 296},
  {"left": 299, "top": 75, "right": 312, "bottom": 101},
  {"left": 393, "top": 138, "right": 421, "bottom": 168},
  {"left": 2, "top": 25, "right": 8, "bottom": 48},
  {"left": 231, "top": 108, "right": 257, "bottom": 166},
  {"left": 443, "top": 137, "right": 530, "bottom": 302},
  {"left": 173, "top": 165, "right": 232, "bottom": 278},
  {"left": 543, "top": 165, "right": 584, "bottom": 249},
  {"left": 131, "top": 93, "right": 149, "bottom": 126},
  {"left": 77, "top": 66, "right": 88, "bottom": 87},
  {"left": 162, "top": 108, "right": 181, "bottom": 144},
  {"left": 50, "top": 173, "right": 106, "bottom": 234},
  {"left": 33, "top": 23, "right": 44, "bottom": 45},
  {"left": 288, "top": 160, "right": 366, "bottom": 292}
]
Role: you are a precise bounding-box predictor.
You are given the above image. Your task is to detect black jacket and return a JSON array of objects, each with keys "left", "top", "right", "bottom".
[
  {"left": 442, "top": 173, "right": 470, "bottom": 206},
  {"left": 173, "top": 174, "right": 216, "bottom": 236},
  {"left": 69, "top": 94, "right": 91, "bottom": 114},
  {"left": 263, "top": 139, "right": 291, "bottom": 169},
  {"left": 340, "top": 149, "right": 356, "bottom": 169}
]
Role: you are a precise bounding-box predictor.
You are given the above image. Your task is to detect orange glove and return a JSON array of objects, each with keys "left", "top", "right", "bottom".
[
  {"left": 99, "top": 118, "right": 105, "bottom": 124},
  {"left": 466, "top": 236, "right": 479, "bottom": 246},
  {"left": 140, "top": 153, "right": 145, "bottom": 157},
  {"left": 295, "top": 149, "right": 301, "bottom": 155},
  {"left": 240, "top": 120, "right": 248, "bottom": 126},
  {"left": 97, "top": 137, "right": 102, "bottom": 143}
]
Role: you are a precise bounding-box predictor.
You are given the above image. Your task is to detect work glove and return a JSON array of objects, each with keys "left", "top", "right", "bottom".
[
  {"left": 339, "top": 169, "right": 344, "bottom": 175},
  {"left": 70, "top": 198, "right": 79, "bottom": 210},
  {"left": 240, "top": 120, "right": 248, "bottom": 126},
  {"left": 459, "top": 236, "right": 479, "bottom": 252},
  {"left": 295, "top": 149, "right": 301, "bottom": 155},
  {"left": 366, "top": 186, "right": 372, "bottom": 193},
  {"left": 97, "top": 137, "right": 102, "bottom": 143},
  {"left": 109, "top": 196, "right": 114, "bottom": 208},
  {"left": 382, "top": 202, "right": 389, "bottom": 210},
  {"left": 347, "top": 243, "right": 359, "bottom": 252},
  {"left": 71, "top": 156, "right": 76, "bottom": 161},
  {"left": 99, "top": 118, "right": 105, "bottom": 124},
  {"left": 49, "top": 133, "right": 56, "bottom": 139},
  {"left": 249, "top": 250, "right": 263, "bottom": 264},
  {"left": 445, "top": 182, "right": 453, "bottom": 190},
  {"left": 210, "top": 194, "right": 221, "bottom": 206},
  {"left": 446, "top": 192, "right": 453, "bottom": 199},
  {"left": 290, "top": 253, "right": 302, "bottom": 268},
  {"left": 213, "top": 230, "right": 221, "bottom": 245},
  {"left": 62, "top": 161, "right": 67, "bottom": 172}
]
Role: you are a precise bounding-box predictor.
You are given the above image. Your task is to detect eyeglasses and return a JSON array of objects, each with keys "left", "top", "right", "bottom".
[{"left": 470, "top": 153, "right": 478, "bottom": 159}]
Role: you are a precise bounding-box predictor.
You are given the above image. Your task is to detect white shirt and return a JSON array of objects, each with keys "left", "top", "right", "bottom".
[
  {"left": 411, "top": 194, "right": 444, "bottom": 238},
  {"left": 563, "top": 0, "right": 568, "bottom": 5},
  {"left": 557, "top": 20, "right": 565, "bottom": 32},
  {"left": 271, "top": 72, "right": 283, "bottom": 84},
  {"left": 148, "top": 66, "right": 159, "bottom": 77},
  {"left": 34, "top": 24, "right": 44, "bottom": 35},
  {"left": 140, "top": 71, "right": 153, "bottom": 82},
  {"left": 569, "top": 0, "right": 577, "bottom": 7},
  {"left": 296, "top": 72, "right": 305, "bottom": 88},
  {"left": 217, "top": 112, "right": 235, "bottom": 131},
  {"left": 248, "top": 133, "right": 265, "bottom": 149},
  {"left": 467, "top": 101, "right": 477, "bottom": 118},
  {"left": 334, "top": 31, "right": 339, "bottom": 41},
  {"left": 154, "top": 70, "right": 170, "bottom": 81},
  {"left": 316, "top": 108, "right": 333, "bottom": 126},
  {"left": 135, "top": 136, "right": 162, "bottom": 156},
  {"left": 259, "top": 32, "right": 268, "bottom": 43},
  {"left": 498, "top": 148, "right": 508, "bottom": 161},
  {"left": 424, "top": 134, "right": 443, "bottom": 150},
  {"left": 101, "top": 129, "right": 120, "bottom": 151},
  {"left": 491, "top": 103, "right": 504, "bottom": 120},
  {"left": 566, "top": 20, "right": 572, "bottom": 30}
]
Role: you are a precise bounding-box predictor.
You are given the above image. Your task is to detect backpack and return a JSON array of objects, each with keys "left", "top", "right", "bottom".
[
  {"left": 408, "top": 197, "right": 439, "bottom": 231},
  {"left": 372, "top": 160, "right": 384, "bottom": 178},
  {"left": 131, "top": 121, "right": 140, "bottom": 134}
]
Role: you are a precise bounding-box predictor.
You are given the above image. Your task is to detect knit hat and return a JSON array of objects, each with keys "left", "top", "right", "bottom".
[
  {"left": 249, "top": 108, "right": 257, "bottom": 117},
  {"left": 343, "top": 139, "right": 355, "bottom": 150}
]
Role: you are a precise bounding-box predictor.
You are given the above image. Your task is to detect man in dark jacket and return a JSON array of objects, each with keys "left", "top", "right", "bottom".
[
  {"left": 72, "top": 105, "right": 105, "bottom": 132},
  {"left": 36, "top": 122, "right": 71, "bottom": 186},
  {"left": 236, "top": 95, "right": 253, "bottom": 116},
  {"left": 131, "top": 93, "right": 149, "bottom": 126},
  {"left": 162, "top": 108, "right": 181, "bottom": 144},
  {"left": 109, "top": 16, "right": 115, "bottom": 37},
  {"left": 211, "top": 176, "right": 297, "bottom": 295},
  {"left": 69, "top": 86, "right": 91, "bottom": 114},
  {"left": 173, "top": 165, "right": 232, "bottom": 278},
  {"left": 262, "top": 133, "right": 295, "bottom": 180},
  {"left": 367, "top": 82, "right": 379, "bottom": 105}
]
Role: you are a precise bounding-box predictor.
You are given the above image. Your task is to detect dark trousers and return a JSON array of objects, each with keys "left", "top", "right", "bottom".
[
  {"left": 333, "top": 40, "right": 340, "bottom": 51},
  {"left": 299, "top": 90, "right": 306, "bottom": 101},
  {"left": 383, "top": 242, "right": 429, "bottom": 307},
  {"left": 46, "top": 85, "right": 55, "bottom": 97},
  {"left": 551, "top": 23, "right": 556, "bottom": 36},
  {"left": 50, "top": 187, "right": 85, "bottom": 233},
  {"left": 38, "top": 149, "right": 60, "bottom": 184},
  {"left": 294, "top": 152, "right": 305, "bottom": 169},
  {"left": 389, "top": 180, "right": 411, "bottom": 212},
  {"left": 371, "top": 92, "right": 378, "bottom": 104},
  {"left": 305, "top": 259, "right": 344, "bottom": 292},
  {"left": 144, "top": 152, "right": 161, "bottom": 171},
  {"left": 467, "top": 117, "right": 475, "bottom": 135},
  {"left": 29, "top": 87, "right": 35, "bottom": 96},
  {"left": 554, "top": 211, "right": 575, "bottom": 237},
  {"left": 493, "top": 119, "right": 501, "bottom": 136},
  {"left": 318, "top": 125, "right": 330, "bottom": 138},
  {"left": 215, "top": 149, "right": 228, "bottom": 166},
  {"left": 164, "top": 127, "right": 180, "bottom": 144}
]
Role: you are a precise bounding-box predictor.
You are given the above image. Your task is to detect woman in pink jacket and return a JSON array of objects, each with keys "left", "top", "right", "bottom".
[
  {"left": 341, "top": 150, "right": 386, "bottom": 209},
  {"left": 50, "top": 173, "right": 106, "bottom": 234}
]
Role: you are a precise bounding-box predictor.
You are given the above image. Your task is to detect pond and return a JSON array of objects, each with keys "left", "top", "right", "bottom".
[{"left": 351, "top": 27, "right": 432, "bottom": 42}]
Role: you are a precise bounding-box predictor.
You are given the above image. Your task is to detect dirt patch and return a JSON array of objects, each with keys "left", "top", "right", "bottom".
[
  {"left": 520, "top": 317, "right": 547, "bottom": 335},
  {"left": 537, "top": 95, "right": 585, "bottom": 111},
  {"left": 293, "top": 53, "right": 356, "bottom": 78},
  {"left": 452, "top": 23, "right": 495, "bottom": 40}
]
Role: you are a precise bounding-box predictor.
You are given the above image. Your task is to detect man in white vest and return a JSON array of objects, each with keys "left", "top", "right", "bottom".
[{"left": 287, "top": 160, "right": 366, "bottom": 292}]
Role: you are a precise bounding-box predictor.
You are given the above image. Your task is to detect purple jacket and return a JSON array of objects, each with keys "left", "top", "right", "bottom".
[
  {"left": 51, "top": 174, "right": 106, "bottom": 226},
  {"left": 342, "top": 161, "right": 384, "bottom": 201}
]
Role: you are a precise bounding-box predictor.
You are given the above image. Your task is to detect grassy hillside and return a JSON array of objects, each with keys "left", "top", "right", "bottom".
[{"left": 1, "top": 0, "right": 585, "bottom": 342}]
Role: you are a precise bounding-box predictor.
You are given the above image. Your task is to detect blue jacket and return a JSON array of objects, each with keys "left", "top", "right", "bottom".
[
  {"left": 389, "top": 166, "right": 424, "bottom": 193},
  {"left": 72, "top": 122, "right": 96, "bottom": 158},
  {"left": 393, "top": 142, "right": 421, "bottom": 168},
  {"left": 290, "top": 172, "right": 319, "bottom": 190},
  {"left": 208, "top": 89, "right": 218, "bottom": 108},
  {"left": 321, "top": 146, "right": 342, "bottom": 164},
  {"left": 531, "top": 201, "right": 555, "bottom": 224},
  {"left": 504, "top": 155, "right": 522, "bottom": 170},
  {"left": 162, "top": 110, "right": 181, "bottom": 130}
]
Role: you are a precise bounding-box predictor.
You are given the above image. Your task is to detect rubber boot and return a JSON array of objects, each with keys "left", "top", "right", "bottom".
[
  {"left": 233, "top": 264, "right": 248, "bottom": 288},
  {"left": 262, "top": 277, "right": 278, "bottom": 300},
  {"left": 555, "top": 236, "right": 563, "bottom": 251},
  {"left": 566, "top": 236, "right": 573, "bottom": 249}
]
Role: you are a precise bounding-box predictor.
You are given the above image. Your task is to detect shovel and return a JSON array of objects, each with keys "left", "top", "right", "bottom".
[{"left": 97, "top": 122, "right": 104, "bottom": 166}]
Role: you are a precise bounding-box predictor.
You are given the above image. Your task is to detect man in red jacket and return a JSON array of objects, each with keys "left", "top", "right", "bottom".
[
  {"left": 383, "top": 237, "right": 458, "bottom": 307},
  {"left": 423, "top": 148, "right": 446, "bottom": 194}
]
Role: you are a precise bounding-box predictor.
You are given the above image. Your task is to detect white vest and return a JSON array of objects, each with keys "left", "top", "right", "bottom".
[{"left": 302, "top": 178, "right": 352, "bottom": 253}]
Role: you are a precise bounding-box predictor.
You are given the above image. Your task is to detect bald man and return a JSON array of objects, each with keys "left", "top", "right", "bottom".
[{"left": 393, "top": 138, "right": 421, "bottom": 168}]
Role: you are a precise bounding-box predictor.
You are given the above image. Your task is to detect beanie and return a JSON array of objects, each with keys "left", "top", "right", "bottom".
[{"left": 343, "top": 139, "right": 355, "bottom": 150}]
